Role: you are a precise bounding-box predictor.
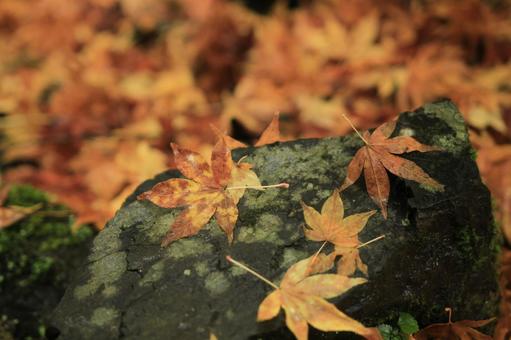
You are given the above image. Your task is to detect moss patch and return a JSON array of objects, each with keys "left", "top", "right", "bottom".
[
  {"left": 74, "top": 251, "right": 127, "bottom": 300},
  {"left": 166, "top": 238, "right": 214, "bottom": 259},
  {"left": 0, "top": 184, "right": 93, "bottom": 339},
  {"left": 237, "top": 213, "right": 284, "bottom": 244},
  {"left": 90, "top": 307, "right": 120, "bottom": 327},
  {"left": 204, "top": 272, "right": 230, "bottom": 296}
]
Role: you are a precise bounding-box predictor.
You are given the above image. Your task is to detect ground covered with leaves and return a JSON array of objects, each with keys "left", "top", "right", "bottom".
[{"left": 0, "top": 0, "right": 510, "bottom": 339}]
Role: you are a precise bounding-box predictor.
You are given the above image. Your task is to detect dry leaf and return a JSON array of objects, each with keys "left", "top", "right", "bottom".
[
  {"left": 255, "top": 112, "right": 281, "bottom": 146},
  {"left": 301, "top": 189, "right": 376, "bottom": 276},
  {"left": 137, "top": 134, "right": 287, "bottom": 246},
  {"left": 228, "top": 255, "right": 381, "bottom": 340},
  {"left": 212, "top": 111, "right": 283, "bottom": 148},
  {"left": 414, "top": 308, "right": 495, "bottom": 340},
  {"left": 0, "top": 204, "right": 42, "bottom": 229},
  {"left": 340, "top": 119, "right": 444, "bottom": 218}
]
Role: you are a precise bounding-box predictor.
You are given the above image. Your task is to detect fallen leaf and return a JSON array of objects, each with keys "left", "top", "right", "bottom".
[
  {"left": 138, "top": 135, "right": 286, "bottom": 246},
  {"left": 0, "top": 204, "right": 42, "bottom": 229},
  {"left": 227, "top": 255, "right": 381, "bottom": 340},
  {"left": 210, "top": 124, "right": 247, "bottom": 149},
  {"left": 340, "top": 118, "right": 444, "bottom": 218},
  {"left": 301, "top": 189, "right": 376, "bottom": 276},
  {"left": 212, "top": 112, "right": 283, "bottom": 148},
  {"left": 470, "top": 131, "right": 511, "bottom": 243},
  {"left": 414, "top": 308, "right": 495, "bottom": 340},
  {"left": 255, "top": 112, "right": 281, "bottom": 146}
]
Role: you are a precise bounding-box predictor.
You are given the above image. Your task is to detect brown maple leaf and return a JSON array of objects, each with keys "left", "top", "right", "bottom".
[
  {"left": 227, "top": 254, "right": 382, "bottom": 340},
  {"left": 413, "top": 308, "right": 495, "bottom": 340},
  {"left": 340, "top": 118, "right": 444, "bottom": 218},
  {"left": 138, "top": 136, "right": 287, "bottom": 246},
  {"left": 301, "top": 189, "right": 376, "bottom": 276}
]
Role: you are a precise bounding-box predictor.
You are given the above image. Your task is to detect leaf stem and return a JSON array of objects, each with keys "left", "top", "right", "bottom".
[
  {"left": 304, "top": 240, "right": 328, "bottom": 277},
  {"left": 226, "top": 183, "right": 289, "bottom": 190},
  {"left": 226, "top": 256, "right": 279, "bottom": 290},
  {"left": 357, "top": 235, "right": 385, "bottom": 249},
  {"left": 342, "top": 114, "right": 369, "bottom": 145},
  {"left": 445, "top": 307, "right": 452, "bottom": 324}
]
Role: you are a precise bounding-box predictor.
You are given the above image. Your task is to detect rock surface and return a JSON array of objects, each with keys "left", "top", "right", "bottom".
[{"left": 51, "top": 100, "right": 499, "bottom": 340}]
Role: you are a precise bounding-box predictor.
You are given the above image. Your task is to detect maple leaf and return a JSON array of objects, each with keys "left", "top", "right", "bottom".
[
  {"left": 0, "top": 186, "right": 42, "bottom": 229},
  {"left": 254, "top": 112, "right": 281, "bottom": 146},
  {"left": 212, "top": 112, "right": 282, "bottom": 148},
  {"left": 413, "top": 308, "right": 495, "bottom": 340},
  {"left": 0, "top": 204, "right": 42, "bottom": 229},
  {"left": 301, "top": 189, "right": 376, "bottom": 276},
  {"left": 340, "top": 118, "right": 444, "bottom": 218},
  {"left": 138, "top": 136, "right": 286, "bottom": 246},
  {"left": 227, "top": 255, "right": 382, "bottom": 340}
]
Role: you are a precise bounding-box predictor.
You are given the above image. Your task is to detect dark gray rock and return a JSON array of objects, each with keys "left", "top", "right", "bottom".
[{"left": 50, "top": 100, "right": 499, "bottom": 340}]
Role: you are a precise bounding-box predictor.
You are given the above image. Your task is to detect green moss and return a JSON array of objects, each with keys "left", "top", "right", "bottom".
[
  {"left": 0, "top": 184, "right": 93, "bottom": 339},
  {"left": 431, "top": 135, "right": 465, "bottom": 155},
  {"left": 139, "top": 260, "right": 166, "bottom": 287},
  {"left": 5, "top": 184, "right": 48, "bottom": 206},
  {"left": 0, "top": 185, "right": 93, "bottom": 289},
  {"left": 166, "top": 238, "right": 214, "bottom": 260},
  {"left": 236, "top": 213, "right": 285, "bottom": 244},
  {"left": 90, "top": 307, "right": 119, "bottom": 327},
  {"left": 204, "top": 272, "right": 230, "bottom": 296},
  {"left": 194, "top": 261, "right": 210, "bottom": 277},
  {"left": 229, "top": 266, "right": 248, "bottom": 277},
  {"left": 423, "top": 101, "right": 469, "bottom": 155},
  {"left": 74, "top": 251, "right": 127, "bottom": 300},
  {"left": 145, "top": 209, "right": 177, "bottom": 241},
  {"left": 423, "top": 100, "right": 468, "bottom": 142},
  {"left": 101, "top": 285, "right": 118, "bottom": 298},
  {"left": 280, "top": 248, "right": 308, "bottom": 270}
]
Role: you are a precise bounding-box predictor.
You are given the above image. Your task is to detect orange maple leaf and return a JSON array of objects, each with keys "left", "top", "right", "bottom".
[
  {"left": 0, "top": 186, "right": 42, "bottom": 229},
  {"left": 340, "top": 118, "right": 444, "bottom": 218},
  {"left": 138, "top": 136, "right": 282, "bottom": 246},
  {"left": 255, "top": 112, "right": 281, "bottom": 146},
  {"left": 0, "top": 204, "right": 42, "bottom": 229},
  {"left": 227, "top": 255, "right": 382, "bottom": 340},
  {"left": 413, "top": 308, "right": 495, "bottom": 340},
  {"left": 301, "top": 189, "right": 376, "bottom": 276},
  {"left": 212, "top": 112, "right": 282, "bottom": 149}
]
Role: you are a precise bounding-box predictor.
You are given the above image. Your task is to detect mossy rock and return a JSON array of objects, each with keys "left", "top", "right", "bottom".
[
  {"left": 0, "top": 185, "right": 94, "bottom": 339},
  {"left": 51, "top": 100, "right": 499, "bottom": 339}
]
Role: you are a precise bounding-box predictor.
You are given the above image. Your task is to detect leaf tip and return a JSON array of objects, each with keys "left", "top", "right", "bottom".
[
  {"left": 137, "top": 191, "right": 150, "bottom": 201},
  {"left": 161, "top": 231, "right": 176, "bottom": 247},
  {"left": 170, "top": 142, "right": 180, "bottom": 154}
]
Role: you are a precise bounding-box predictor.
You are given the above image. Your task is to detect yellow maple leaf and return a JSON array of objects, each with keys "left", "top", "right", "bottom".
[
  {"left": 227, "top": 254, "right": 382, "bottom": 340},
  {"left": 301, "top": 189, "right": 376, "bottom": 276}
]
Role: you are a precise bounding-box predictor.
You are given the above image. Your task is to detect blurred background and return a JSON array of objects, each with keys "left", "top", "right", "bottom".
[{"left": 0, "top": 0, "right": 510, "bottom": 339}]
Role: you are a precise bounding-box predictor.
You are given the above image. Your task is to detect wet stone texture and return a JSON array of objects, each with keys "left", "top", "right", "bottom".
[{"left": 51, "top": 100, "right": 500, "bottom": 340}]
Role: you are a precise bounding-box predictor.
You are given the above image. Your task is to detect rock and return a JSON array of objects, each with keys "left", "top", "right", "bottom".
[{"left": 50, "top": 100, "right": 500, "bottom": 340}]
